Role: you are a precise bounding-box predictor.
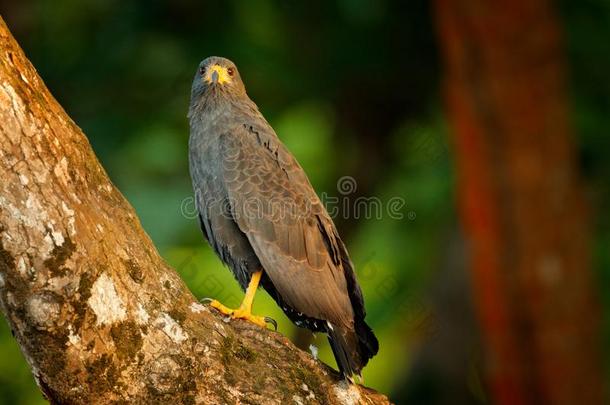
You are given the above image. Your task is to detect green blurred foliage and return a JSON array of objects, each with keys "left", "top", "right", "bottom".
[{"left": 0, "top": 0, "right": 608, "bottom": 403}]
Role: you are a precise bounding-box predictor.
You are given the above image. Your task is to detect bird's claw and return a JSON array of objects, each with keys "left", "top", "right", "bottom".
[
  {"left": 201, "top": 297, "right": 277, "bottom": 330},
  {"left": 264, "top": 316, "right": 278, "bottom": 331}
]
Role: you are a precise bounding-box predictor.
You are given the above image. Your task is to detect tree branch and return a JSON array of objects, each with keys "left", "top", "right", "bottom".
[{"left": 0, "top": 17, "right": 389, "bottom": 405}]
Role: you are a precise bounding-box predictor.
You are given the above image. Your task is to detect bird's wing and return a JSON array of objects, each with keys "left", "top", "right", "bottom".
[{"left": 220, "top": 123, "right": 354, "bottom": 327}]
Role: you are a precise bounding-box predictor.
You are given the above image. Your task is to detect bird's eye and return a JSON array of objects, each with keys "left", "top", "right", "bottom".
[
  {"left": 227, "top": 67, "right": 235, "bottom": 76},
  {"left": 199, "top": 66, "right": 206, "bottom": 75}
]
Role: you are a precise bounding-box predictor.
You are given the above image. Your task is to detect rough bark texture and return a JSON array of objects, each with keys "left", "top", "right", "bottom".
[
  {"left": 0, "top": 17, "right": 389, "bottom": 405},
  {"left": 434, "top": 1, "right": 604, "bottom": 404}
]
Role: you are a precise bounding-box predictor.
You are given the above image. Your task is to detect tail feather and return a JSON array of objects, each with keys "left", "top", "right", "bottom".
[
  {"left": 355, "top": 318, "right": 379, "bottom": 360},
  {"left": 327, "top": 320, "right": 378, "bottom": 379}
]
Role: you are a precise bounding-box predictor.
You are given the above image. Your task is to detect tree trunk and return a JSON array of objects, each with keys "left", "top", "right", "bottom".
[
  {"left": 0, "top": 17, "right": 389, "bottom": 405},
  {"left": 434, "top": 1, "right": 604, "bottom": 404}
]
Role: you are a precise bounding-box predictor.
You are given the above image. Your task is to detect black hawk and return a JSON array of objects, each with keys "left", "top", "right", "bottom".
[{"left": 188, "top": 56, "right": 378, "bottom": 378}]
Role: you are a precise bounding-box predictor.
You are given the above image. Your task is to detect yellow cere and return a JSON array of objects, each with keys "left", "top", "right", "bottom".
[{"left": 204, "top": 64, "right": 232, "bottom": 85}]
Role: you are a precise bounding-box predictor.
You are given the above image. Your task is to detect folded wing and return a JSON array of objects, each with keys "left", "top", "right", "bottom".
[{"left": 220, "top": 123, "right": 355, "bottom": 328}]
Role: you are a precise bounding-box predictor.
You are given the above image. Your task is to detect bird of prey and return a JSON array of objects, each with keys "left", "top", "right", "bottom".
[{"left": 188, "top": 56, "right": 378, "bottom": 378}]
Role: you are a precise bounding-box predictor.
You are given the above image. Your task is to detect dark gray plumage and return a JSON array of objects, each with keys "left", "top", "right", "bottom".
[{"left": 188, "top": 56, "right": 378, "bottom": 377}]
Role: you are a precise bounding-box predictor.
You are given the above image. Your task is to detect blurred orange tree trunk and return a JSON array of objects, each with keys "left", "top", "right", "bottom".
[{"left": 434, "top": 1, "right": 604, "bottom": 404}]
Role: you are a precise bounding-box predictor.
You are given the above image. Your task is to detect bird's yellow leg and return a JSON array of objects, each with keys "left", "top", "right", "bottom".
[{"left": 206, "top": 271, "right": 274, "bottom": 328}]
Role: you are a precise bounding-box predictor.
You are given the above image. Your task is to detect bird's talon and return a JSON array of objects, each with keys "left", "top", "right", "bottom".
[
  {"left": 200, "top": 297, "right": 213, "bottom": 304},
  {"left": 203, "top": 299, "right": 235, "bottom": 316},
  {"left": 203, "top": 299, "right": 272, "bottom": 328},
  {"left": 265, "top": 316, "right": 278, "bottom": 331}
]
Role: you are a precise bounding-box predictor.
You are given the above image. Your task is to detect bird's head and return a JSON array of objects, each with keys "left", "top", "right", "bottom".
[{"left": 190, "top": 56, "right": 246, "bottom": 101}]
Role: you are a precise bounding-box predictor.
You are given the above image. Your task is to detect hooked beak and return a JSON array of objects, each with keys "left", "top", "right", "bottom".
[{"left": 204, "top": 64, "right": 231, "bottom": 85}]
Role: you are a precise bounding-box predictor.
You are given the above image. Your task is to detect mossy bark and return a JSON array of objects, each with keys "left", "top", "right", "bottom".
[{"left": 0, "top": 17, "right": 389, "bottom": 405}]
